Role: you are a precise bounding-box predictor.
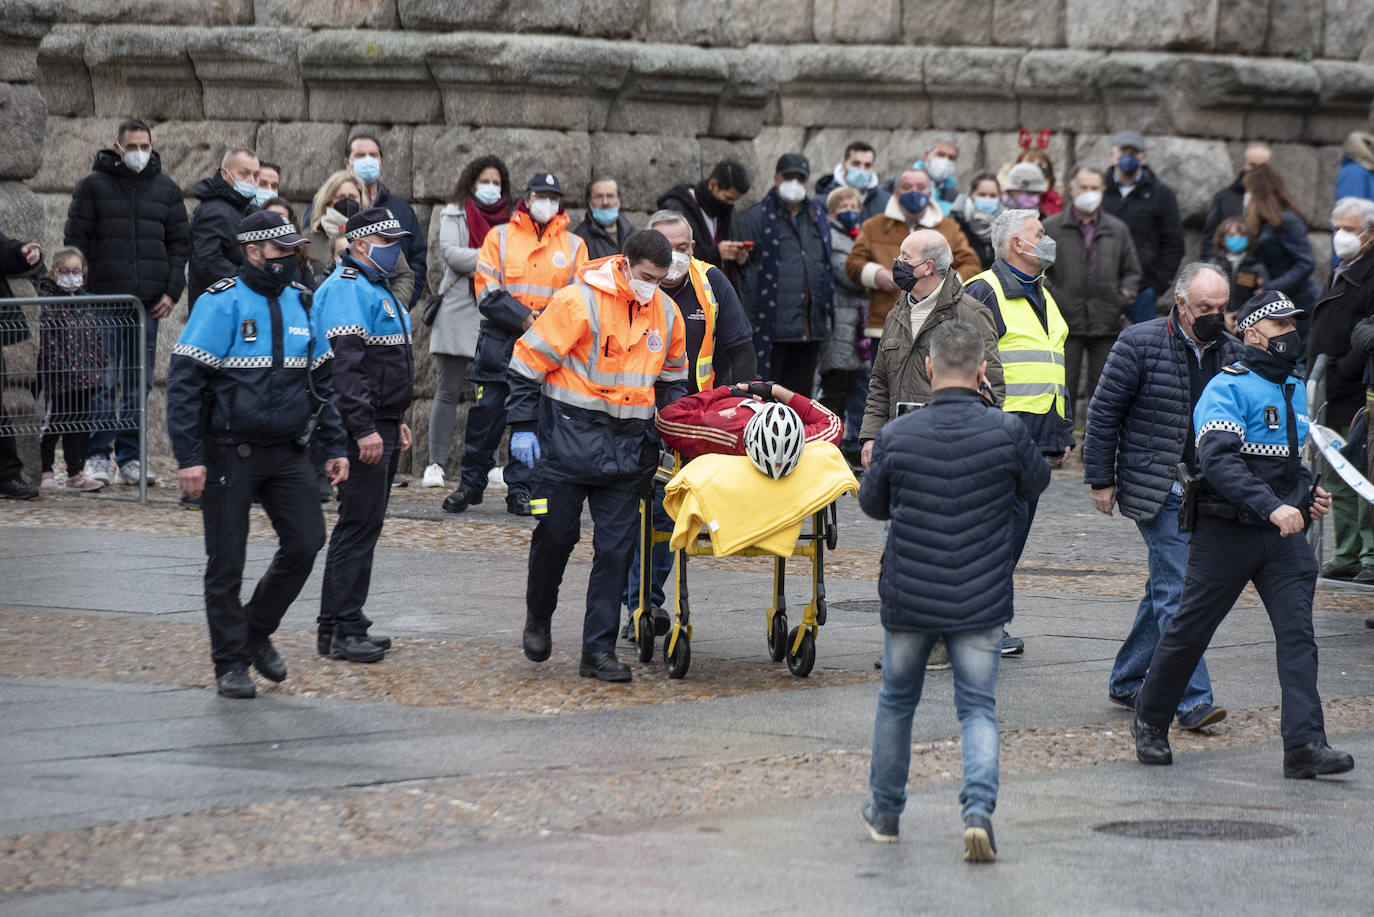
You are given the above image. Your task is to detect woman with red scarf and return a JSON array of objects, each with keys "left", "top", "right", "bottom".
[{"left": 423, "top": 155, "right": 514, "bottom": 489}]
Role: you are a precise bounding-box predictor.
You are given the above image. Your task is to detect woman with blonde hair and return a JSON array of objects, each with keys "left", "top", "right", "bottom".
[{"left": 307, "top": 169, "right": 412, "bottom": 303}]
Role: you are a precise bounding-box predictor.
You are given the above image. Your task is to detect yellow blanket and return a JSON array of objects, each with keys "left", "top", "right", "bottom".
[{"left": 662, "top": 441, "right": 859, "bottom": 556}]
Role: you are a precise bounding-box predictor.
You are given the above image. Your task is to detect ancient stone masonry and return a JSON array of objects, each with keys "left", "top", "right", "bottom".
[{"left": 1, "top": 0, "right": 1371, "bottom": 472}]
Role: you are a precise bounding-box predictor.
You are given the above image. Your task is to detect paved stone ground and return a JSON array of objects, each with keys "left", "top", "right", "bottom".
[{"left": 3, "top": 468, "right": 1374, "bottom": 914}]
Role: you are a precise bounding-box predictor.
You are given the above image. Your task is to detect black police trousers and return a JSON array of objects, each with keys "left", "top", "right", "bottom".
[
  {"left": 318, "top": 419, "right": 398, "bottom": 641},
  {"left": 1136, "top": 514, "right": 1326, "bottom": 749},
  {"left": 201, "top": 442, "right": 326, "bottom": 676},
  {"left": 526, "top": 477, "right": 641, "bottom": 654},
  {"left": 457, "top": 379, "right": 533, "bottom": 498}
]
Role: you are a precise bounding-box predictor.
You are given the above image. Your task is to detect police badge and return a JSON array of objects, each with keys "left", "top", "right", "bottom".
[
  {"left": 382, "top": 299, "right": 396, "bottom": 318},
  {"left": 241, "top": 319, "right": 257, "bottom": 342},
  {"left": 1265, "top": 405, "right": 1280, "bottom": 430}
]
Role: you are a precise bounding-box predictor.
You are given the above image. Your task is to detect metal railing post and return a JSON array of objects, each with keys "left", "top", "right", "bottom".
[{"left": 138, "top": 305, "right": 148, "bottom": 506}]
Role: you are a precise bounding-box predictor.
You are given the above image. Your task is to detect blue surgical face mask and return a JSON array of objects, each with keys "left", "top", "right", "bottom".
[
  {"left": 591, "top": 207, "right": 619, "bottom": 227},
  {"left": 845, "top": 167, "right": 871, "bottom": 190},
  {"left": 472, "top": 182, "right": 502, "bottom": 206},
  {"left": 367, "top": 240, "right": 402, "bottom": 277},
  {"left": 835, "top": 210, "right": 861, "bottom": 232},
  {"left": 898, "top": 190, "right": 930, "bottom": 215},
  {"left": 1117, "top": 152, "right": 1141, "bottom": 177},
  {"left": 230, "top": 177, "right": 256, "bottom": 200},
  {"left": 1224, "top": 234, "right": 1248, "bottom": 254},
  {"left": 352, "top": 155, "right": 381, "bottom": 184},
  {"left": 972, "top": 196, "right": 1000, "bottom": 215},
  {"left": 253, "top": 186, "right": 275, "bottom": 207}
]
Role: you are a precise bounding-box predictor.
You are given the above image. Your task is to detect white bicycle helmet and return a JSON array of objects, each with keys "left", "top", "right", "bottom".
[{"left": 743, "top": 402, "right": 805, "bottom": 479}]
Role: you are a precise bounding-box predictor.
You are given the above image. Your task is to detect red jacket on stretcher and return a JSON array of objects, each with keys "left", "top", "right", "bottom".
[{"left": 656, "top": 382, "right": 843, "bottom": 460}]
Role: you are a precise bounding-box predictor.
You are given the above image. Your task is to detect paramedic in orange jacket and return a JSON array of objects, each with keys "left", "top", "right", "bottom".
[
  {"left": 443, "top": 172, "right": 587, "bottom": 517},
  {"left": 508, "top": 231, "right": 688, "bottom": 682}
]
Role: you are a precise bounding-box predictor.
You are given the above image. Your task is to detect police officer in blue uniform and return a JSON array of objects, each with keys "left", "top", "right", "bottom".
[
  {"left": 168, "top": 211, "right": 350, "bottom": 699},
  {"left": 1132, "top": 292, "right": 1354, "bottom": 779},
  {"left": 313, "top": 207, "right": 415, "bottom": 663}
]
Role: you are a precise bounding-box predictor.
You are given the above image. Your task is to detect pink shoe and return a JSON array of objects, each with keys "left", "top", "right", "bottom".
[
  {"left": 41, "top": 472, "right": 63, "bottom": 489},
  {"left": 67, "top": 472, "right": 105, "bottom": 492}
]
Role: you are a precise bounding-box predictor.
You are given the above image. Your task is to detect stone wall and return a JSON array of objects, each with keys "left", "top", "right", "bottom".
[{"left": 2, "top": 0, "right": 1372, "bottom": 478}]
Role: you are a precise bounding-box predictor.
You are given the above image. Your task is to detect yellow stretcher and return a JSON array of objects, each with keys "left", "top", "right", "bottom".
[{"left": 630, "top": 455, "right": 839, "bottom": 680}]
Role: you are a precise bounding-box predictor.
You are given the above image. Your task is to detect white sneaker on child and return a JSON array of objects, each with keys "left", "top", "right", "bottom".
[{"left": 422, "top": 463, "right": 445, "bottom": 487}]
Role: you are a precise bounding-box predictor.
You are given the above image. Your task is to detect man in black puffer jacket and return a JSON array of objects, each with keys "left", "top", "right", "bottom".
[
  {"left": 857, "top": 319, "right": 1049, "bottom": 859},
  {"left": 187, "top": 147, "right": 260, "bottom": 312},
  {"left": 1084, "top": 262, "right": 1243, "bottom": 730},
  {"left": 65, "top": 118, "right": 190, "bottom": 483}
]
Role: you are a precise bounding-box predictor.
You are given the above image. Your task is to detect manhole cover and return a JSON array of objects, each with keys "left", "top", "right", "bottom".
[
  {"left": 1094, "top": 819, "right": 1297, "bottom": 840},
  {"left": 830, "top": 600, "right": 882, "bottom": 614}
]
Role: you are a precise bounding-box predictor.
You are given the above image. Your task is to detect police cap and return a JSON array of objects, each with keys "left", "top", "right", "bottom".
[
  {"left": 345, "top": 207, "right": 411, "bottom": 241},
  {"left": 1237, "top": 290, "right": 1304, "bottom": 332},
  {"left": 236, "top": 210, "right": 307, "bottom": 248}
]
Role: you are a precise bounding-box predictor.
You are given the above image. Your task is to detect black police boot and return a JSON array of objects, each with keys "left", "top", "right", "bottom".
[
  {"left": 1283, "top": 742, "right": 1355, "bottom": 779},
  {"left": 331, "top": 633, "right": 385, "bottom": 663},
  {"left": 216, "top": 667, "right": 256, "bottom": 699},
  {"left": 316, "top": 631, "right": 332, "bottom": 656},
  {"left": 523, "top": 614, "right": 551, "bottom": 662},
  {"left": 442, "top": 488, "right": 482, "bottom": 514},
  {"left": 249, "top": 638, "right": 287, "bottom": 682},
  {"left": 579, "top": 650, "right": 631, "bottom": 683},
  {"left": 364, "top": 632, "right": 392, "bottom": 651},
  {"left": 506, "top": 492, "right": 532, "bottom": 516},
  {"left": 1132, "top": 715, "right": 1172, "bottom": 765}
]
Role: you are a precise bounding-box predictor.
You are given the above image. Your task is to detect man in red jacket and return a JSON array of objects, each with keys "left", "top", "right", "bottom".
[{"left": 656, "top": 381, "right": 843, "bottom": 458}]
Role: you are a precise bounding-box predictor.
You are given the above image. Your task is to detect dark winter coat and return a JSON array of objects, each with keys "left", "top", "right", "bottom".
[
  {"left": 820, "top": 221, "right": 867, "bottom": 373},
  {"left": 656, "top": 182, "right": 735, "bottom": 274},
  {"left": 814, "top": 172, "right": 891, "bottom": 223},
  {"left": 733, "top": 194, "right": 833, "bottom": 344},
  {"left": 1042, "top": 208, "right": 1142, "bottom": 338},
  {"left": 34, "top": 277, "right": 105, "bottom": 394},
  {"left": 1255, "top": 211, "right": 1320, "bottom": 311},
  {"left": 1083, "top": 310, "right": 1245, "bottom": 521},
  {"left": 1209, "top": 251, "right": 1269, "bottom": 312},
  {"left": 1199, "top": 173, "right": 1245, "bottom": 260},
  {"left": 573, "top": 213, "right": 635, "bottom": 260},
  {"left": 1308, "top": 247, "right": 1374, "bottom": 428},
  {"left": 63, "top": 150, "right": 189, "bottom": 309},
  {"left": 859, "top": 387, "right": 1050, "bottom": 633},
  {"left": 1102, "top": 165, "right": 1185, "bottom": 296},
  {"left": 0, "top": 234, "right": 36, "bottom": 346},
  {"left": 187, "top": 172, "right": 256, "bottom": 311}
]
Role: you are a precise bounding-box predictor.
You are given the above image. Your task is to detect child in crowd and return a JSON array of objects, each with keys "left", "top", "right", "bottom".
[{"left": 36, "top": 248, "right": 106, "bottom": 491}]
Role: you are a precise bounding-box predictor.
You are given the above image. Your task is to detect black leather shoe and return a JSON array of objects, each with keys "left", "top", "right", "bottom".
[
  {"left": 365, "top": 632, "right": 392, "bottom": 651},
  {"left": 216, "top": 667, "right": 256, "bottom": 698},
  {"left": 0, "top": 477, "right": 38, "bottom": 500},
  {"left": 1284, "top": 741, "right": 1355, "bottom": 779},
  {"left": 506, "top": 492, "right": 532, "bottom": 516},
  {"left": 249, "top": 638, "right": 287, "bottom": 682},
  {"left": 331, "top": 633, "right": 385, "bottom": 663},
  {"left": 1354, "top": 565, "right": 1374, "bottom": 585},
  {"left": 1320, "top": 561, "right": 1359, "bottom": 580},
  {"left": 579, "top": 651, "right": 631, "bottom": 682},
  {"left": 316, "top": 632, "right": 332, "bottom": 656},
  {"left": 441, "top": 488, "right": 482, "bottom": 514},
  {"left": 523, "top": 616, "right": 551, "bottom": 662},
  {"left": 1132, "top": 715, "right": 1172, "bottom": 765}
]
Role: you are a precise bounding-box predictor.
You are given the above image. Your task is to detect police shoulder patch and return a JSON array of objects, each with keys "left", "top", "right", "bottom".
[
  {"left": 1221, "top": 364, "right": 1249, "bottom": 375},
  {"left": 207, "top": 277, "right": 236, "bottom": 294},
  {"left": 340, "top": 267, "right": 359, "bottom": 279},
  {"left": 290, "top": 281, "right": 309, "bottom": 291}
]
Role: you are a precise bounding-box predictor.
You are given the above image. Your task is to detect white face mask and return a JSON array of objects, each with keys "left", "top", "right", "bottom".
[
  {"left": 664, "top": 251, "right": 690, "bottom": 283},
  {"left": 629, "top": 277, "right": 658, "bottom": 305},
  {"left": 473, "top": 182, "right": 502, "bottom": 206},
  {"left": 56, "top": 273, "right": 84, "bottom": 291},
  {"left": 529, "top": 197, "right": 559, "bottom": 224},
  {"left": 1073, "top": 190, "right": 1103, "bottom": 214},
  {"left": 121, "top": 149, "right": 150, "bottom": 173},
  {"left": 926, "top": 155, "right": 954, "bottom": 183},
  {"left": 777, "top": 179, "right": 807, "bottom": 204},
  {"left": 1333, "top": 229, "right": 1364, "bottom": 261}
]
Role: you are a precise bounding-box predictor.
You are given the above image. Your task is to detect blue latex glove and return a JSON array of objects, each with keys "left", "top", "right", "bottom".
[{"left": 510, "top": 431, "right": 540, "bottom": 466}]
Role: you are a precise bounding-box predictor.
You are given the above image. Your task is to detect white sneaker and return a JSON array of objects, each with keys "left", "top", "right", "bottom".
[
  {"left": 84, "top": 456, "right": 113, "bottom": 483},
  {"left": 422, "top": 463, "right": 445, "bottom": 487},
  {"left": 117, "top": 460, "right": 157, "bottom": 486}
]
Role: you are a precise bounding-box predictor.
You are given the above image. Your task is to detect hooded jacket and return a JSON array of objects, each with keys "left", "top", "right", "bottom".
[
  {"left": 1309, "top": 244, "right": 1374, "bottom": 428},
  {"left": 1200, "top": 173, "right": 1246, "bottom": 261},
  {"left": 1102, "top": 164, "right": 1185, "bottom": 296},
  {"left": 814, "top": 166, "right": 891, "bottom": 223},
  {"left": 657, "top": 182, "right": 735, "bottom": 274},
  {"left": 187, "top": 172, "right": 256, "bottom": 311},
  {"left": 64, "top": 150, "right": 189, "bottom": 308}
]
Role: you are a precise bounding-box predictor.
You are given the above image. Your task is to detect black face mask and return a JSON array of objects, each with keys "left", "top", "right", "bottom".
[
  {"left": 241, "top": 253, "right": 298, "bottom": 296},
  {"left": 1191, "top": 312, "right": 1225, "bottom": 343},
  {"left": 695, "top": 179, "right": 733, "bottom": 218},
  {"left": 333, "top": 197, "right": 361, "bottom": 218},
  {"left": 1265, "top": 330, "right": 1302, "bottom": 364}
]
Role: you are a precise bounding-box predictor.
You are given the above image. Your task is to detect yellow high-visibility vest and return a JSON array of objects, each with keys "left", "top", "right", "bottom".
[
  {"left": 686, "top": 257, "right": 718, "bottom": 391},
  {"left": 969, "top": 268, "right": 1068, "bottom": 418}
]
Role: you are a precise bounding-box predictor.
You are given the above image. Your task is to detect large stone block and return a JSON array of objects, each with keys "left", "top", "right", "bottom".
[
  {"left": 37, "top": 26, "right": 94, "bottom": 117},
  {"left": 428, "top": 33, "right": 625, "bottom": 132},
  {"left": 1263, "top": 0, "right": 1323, "bottom": 58},
  {"left": 151, "top": 121, "right": 259, "bottom": 198},
  {"left": 0, "top": 182, "right": 45, "bottom": 249},
  {"left": 645, "top": 0, "right": 751, "bottom": 48},
  {"left": 187, "top": 28, "right": 308, "bottom": 121},
  {"left": 578, "top": 0, "right": 652, "bottom": 39},
  {"left": 991, "top": 0, "right": 1065, "bottom": 48},
  {"left": 710, "top": 50, "right": 777, "bottom": 140},
  {"left": 1323, "top": 0, "right": 1374, "bottom": 61},
  {"left": 588, "top": 134, "right": 702, "bottom": 213},
  {"left": 750, "top": 0, "right": 815, "bottom": 42},
  {"left": 0, "top": 84, "right": 46, "bottom": 180},
  {"left": 36, "top": 192, "right": 72, "bottom": 263},
  {"left": 1015, "top": 50, "right": 1106, "bottom": 134},
  {"left": 1096, "top": 53, "right": 1182, "bottom": 136},
  {"left": 256, "top": 122, "right": 350, "bottom": 201},
  {"left": 29, "top": 117, "right": 120, "bottom": 194},
  {"left": 397, "top": 0, "right": 578, "bottom": 32},
  {"left": 1214, "top": 0, "right": 1269, "bottom": 55},
  {"left": 1074, "top": 133, "right": 1231, "bottom": 225},
  {"left": 1176, "top": 56, "right": 1320, "bottom": 140},
  {"left": 605, "top": 44, "right": 729, "bottom": 136},
  {"left": 84, "top": 26, "right": 204, "bottom": 121},
  {"left": 412, "top": 127, "right": 592, "bottom": 208},
  {"left": 1065, "top": 0, "right": 1215, "bottom": 52},
  {"left": 982, "top": 130, "right": 1072, "bottom": 187},
  {"left": 813, "top": 0, "right": 899, "bottom": 44},
  {"left": 902, "top": 0, "right": 991, "bottom": 46},
  {"left": 351, "top": 124, "right": 414, "bottom": 202},
  {"left": 748, "top": 126, "right": 807, "bottom": 207},
  {"left": 62, "top": 0, "right": 252, "bottom": 24},
  {"left": 254, "top": 0, "right": 398, "bottom": 28},
  {"left": 1309, "top": 61, "right": 1374, "bottom": 146},
  {"left": 300, "top": 30, "right": 440, "bottom": 124},
  {"left": 926, "top": 48, "right": 1022, "bottom": 131},
  {"left": 1315, "top": 143, "right": 1348, "bottom": 220},
  {"left": 772, "top": 44, "right": 929, "bottom": 130}
]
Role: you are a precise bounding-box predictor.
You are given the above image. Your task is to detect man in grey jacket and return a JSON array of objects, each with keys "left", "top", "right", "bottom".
[{"left": 1043, "top": 167, "right": 1142, "bottom": 419}]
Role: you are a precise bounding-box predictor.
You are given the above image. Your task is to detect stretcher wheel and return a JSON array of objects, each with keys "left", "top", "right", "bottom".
[
  {"left": 786, "top": 626, "right": 815, "bottom": 678},
  {"left": 768, "top": 613, "right": 788, "bottom": 663},
  {"left": 636, "top": 614, "right": 655, "bottom": 663},
  {"left": 825, "top": 505, "right": 839, "bottom": 550},
  {"left": 664, "top": 632, "right": 691, "bottom": 679}
]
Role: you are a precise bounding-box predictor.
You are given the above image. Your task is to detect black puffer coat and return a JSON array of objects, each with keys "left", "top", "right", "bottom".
[
  {"left": 63, "top": 150, "right": 189, "bottom": 308},
  {"left": 187, "top": 172, "right": 255, "bottom": 310},
  {"left": 1083, "top": 310, "right": 1245, "bottom": 521},
  {"left": 858, "top": 388, "right": 1050, "bottom": 633},
  {"left": 1102, "top": 165, "right": 1185, "bottom": 296}
]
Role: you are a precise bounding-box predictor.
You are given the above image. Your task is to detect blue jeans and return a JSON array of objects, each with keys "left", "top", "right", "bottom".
[
  {"left": 1109, "top": 492, "right": 1212, "bottom": 715},
  {"left": 88, "top": 311, "right": 156, "bottom": 466},
  {"left": 624, "top": 481, "right": 672, "bottom": 611},
  {"left": 867, "top": 624, "right": 1002, "bottom": 821},
  {"left": 1127, "top": 287, "right": 1158, "bottom": 325}
]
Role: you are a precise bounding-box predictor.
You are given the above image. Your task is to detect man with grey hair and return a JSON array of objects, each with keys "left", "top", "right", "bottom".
[
  {"left": 1309, "top": 197, "right": 1374, "bottom": 583},
  {"left": 858, "top": 317, "right": 1049, "bottom": 857},
  {"left": 1084, "top": 261, "right": 1242, "bottom": 729},
  {"left": 915, "top": 133, "right": 962, "bottom": 215},
  {"left": 1200, "top": 143, "right": 1272, "bottom": 259},
  {"left": 188, "top": 146, "right": 260, "bottom": 311}
]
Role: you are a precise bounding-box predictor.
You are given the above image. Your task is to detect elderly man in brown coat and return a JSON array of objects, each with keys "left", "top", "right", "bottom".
[{"left": 847, "top": 169, "right": 982, "bottom": 350}]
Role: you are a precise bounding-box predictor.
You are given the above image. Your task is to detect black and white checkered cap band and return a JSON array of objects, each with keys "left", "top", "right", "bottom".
[
  {"left": 1238, "top": 297, "right": 1299, "bottom": 331},
  {"left": 237, "top": 222, "right": 304, "bottom": 244},
  {"left": 346, "top": 218, "right": 403, "bottom": 240}
]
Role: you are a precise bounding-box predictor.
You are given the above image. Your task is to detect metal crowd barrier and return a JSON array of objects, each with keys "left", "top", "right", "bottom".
[{"left": 0, "top": 294, "right": 148, "bottom": 504}]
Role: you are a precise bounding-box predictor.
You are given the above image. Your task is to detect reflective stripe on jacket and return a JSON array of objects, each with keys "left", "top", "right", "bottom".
[
  {"left": 474, "top": 210, "right": 586, "bottom": 311},
  {"left": 969, "top": 267, "right": 1068, "bottom": 419},
  {"left": 686, "top": 256, "right": 717, "bottom": 391}
]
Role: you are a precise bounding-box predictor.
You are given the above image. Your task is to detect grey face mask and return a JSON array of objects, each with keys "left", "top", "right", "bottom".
[{"left": 1030, "top": 235, "right": 1057, "bottom": 269}]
